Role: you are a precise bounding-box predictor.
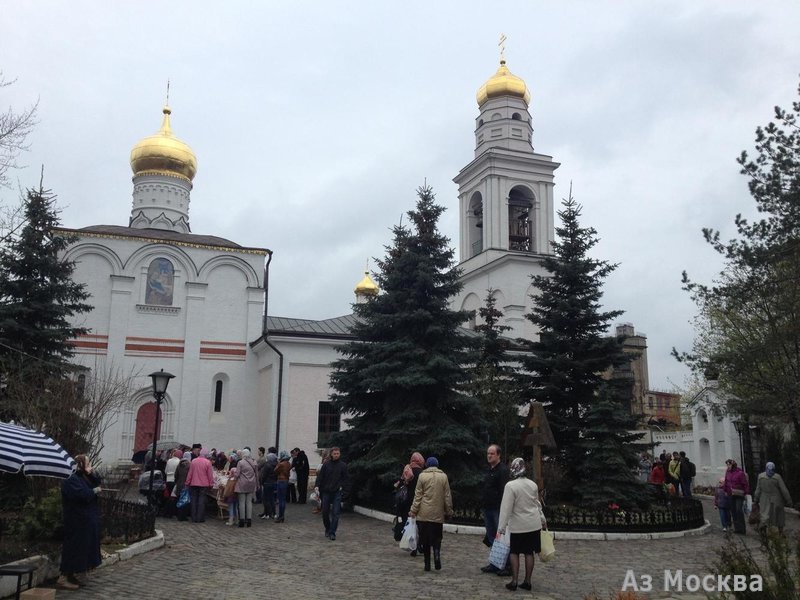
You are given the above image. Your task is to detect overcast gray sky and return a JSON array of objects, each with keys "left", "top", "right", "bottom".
[{"left": 3, "top": 1, "right": 799, "bottom": 390}]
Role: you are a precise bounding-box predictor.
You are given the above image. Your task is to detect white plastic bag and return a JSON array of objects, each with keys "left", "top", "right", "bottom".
[
  {"left": 399, "top": 517, "right": 418, "bottom": 552},
  {"left": 743, "top": 494, "right": 753, "bottom": 515},
  {"left": 488, "top": 530, "right": 511, "bottom": 568}
]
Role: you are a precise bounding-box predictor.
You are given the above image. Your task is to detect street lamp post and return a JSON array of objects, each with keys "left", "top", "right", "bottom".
[
  {"left": 147, "top": 369, "right": 175, "bottom": 506},
  {"left": 732, "top": 418, "right": 746, "bottom": 477}
]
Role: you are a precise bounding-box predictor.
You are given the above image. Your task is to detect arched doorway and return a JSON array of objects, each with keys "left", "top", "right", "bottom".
[{"left": 134, "top": 402, "right": 162, "bottom": 452}]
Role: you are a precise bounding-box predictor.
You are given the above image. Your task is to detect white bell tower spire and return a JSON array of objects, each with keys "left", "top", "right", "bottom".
[{"left": 452, "top": 45, "right": 560, "bottom": 339}]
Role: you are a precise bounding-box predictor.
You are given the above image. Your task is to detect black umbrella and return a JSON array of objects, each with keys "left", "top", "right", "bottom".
[{"left": 131, "top": 450, "right": 147, "bottom": 464}]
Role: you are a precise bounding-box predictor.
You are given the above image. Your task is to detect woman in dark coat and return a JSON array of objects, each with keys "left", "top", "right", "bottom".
[
  {"left": 58, "top": 454, "right": 102, "bottom": 590},
  {"left": 173, "top": 453, "right": 191, "bottom": 521}
]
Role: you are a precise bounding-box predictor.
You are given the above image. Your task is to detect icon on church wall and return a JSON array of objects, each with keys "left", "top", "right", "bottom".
[{"left": 146, "top": 258, "right": 174, "bottom": 306}]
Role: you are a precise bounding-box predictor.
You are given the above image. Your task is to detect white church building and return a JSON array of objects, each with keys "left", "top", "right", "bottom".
[{"left": 63, "top": 57, "right": 734, "bottom": 472}]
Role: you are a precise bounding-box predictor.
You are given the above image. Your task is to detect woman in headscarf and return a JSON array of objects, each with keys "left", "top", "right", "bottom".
[
  {"left": 58, "top": 454, "right": 102, "bottom": 590},
  {"left": 497, "top": 458, "right": 546, "bottom": 592},
  {"left": 173, "top": 452, "right": 191, "bottom": 521},
  {"left": 234, "top": 448, "right": 259, "bottom": 527},
  {"left": 274, "top": 450, "right": 292, "bottom": 523},
  {"left": 409, "top": 457, "right": 453, "bottom": 572},
  {"left": 753, "top": 461, "right": 793, "bottom": 532}
]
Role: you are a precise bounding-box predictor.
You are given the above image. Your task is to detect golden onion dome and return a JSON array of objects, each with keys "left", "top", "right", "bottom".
[
  {"left": 130, "top": 106, "right": 197, "bottom": 182},
  {"left": 354, "top": 271, "right": 379, "bottom": 296},
  {"left": 476, "top": 59, "right": 531, "bottom": 107}
]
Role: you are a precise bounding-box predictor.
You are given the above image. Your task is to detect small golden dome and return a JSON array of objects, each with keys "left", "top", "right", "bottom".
[
  {"left": 476, "top": 60, "right": 530, "bottom": 107},
  {"left": 354, "top": 271, "right": 379, "bottom": 296},
  {"left": 130, "top": 106, "right": 197, "bottom": 182}
]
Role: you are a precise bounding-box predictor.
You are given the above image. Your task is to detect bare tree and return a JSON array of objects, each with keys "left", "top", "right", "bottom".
[
  {"left": 3, "top": 357, "right": 139, "bottom": 465},
  {"left": 0, "top": 72, "right": 39, "bottom": 189}
]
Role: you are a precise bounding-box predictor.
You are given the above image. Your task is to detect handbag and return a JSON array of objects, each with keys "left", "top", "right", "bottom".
[
  {"left": 488, "top": 530, "right": 511, "bottom": 569},
  {"left": 539, "top": 529, "right": 556, "bottom": 562},
  {"left": 223, "top": 478, "right": 236, "bottom": 499},
  {"left": 392, "top": 517, "right": 405, "bottom": 542},
  {"left": 748, "top": 502, "right": 760, "bottom": 525},
  {"left": 176, "top": 487, "right": 190, "bottom": 508},
  {"left": 399, "top": 517, "right": 418, "bottom": 552}
]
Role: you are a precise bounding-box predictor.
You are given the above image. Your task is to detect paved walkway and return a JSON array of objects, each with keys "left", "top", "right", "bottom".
[{"left": 63, "top": 497, "right": 796, "bottom": 600}]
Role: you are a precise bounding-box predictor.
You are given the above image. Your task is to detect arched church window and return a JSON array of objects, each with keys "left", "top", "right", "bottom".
[
  {"left": 508, "top": 186, "right": 535, "bottom": 252},
  {"left": 479, "top": 119, "right": 484, "bottom": 127},
  {"left": 469, "top": 192, "right": 483, "bottom": 257},
  {"left": 512, "top": 112, "right": 522, "bottom": 120},
  {"left": 145, "top": 258, "right": 174, "bottom": 306},
  {"left": 214, "top": 380, "right": 223, "bottom": 413}
]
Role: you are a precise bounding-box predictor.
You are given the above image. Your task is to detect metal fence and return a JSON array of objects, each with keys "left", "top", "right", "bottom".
[
  {"left": 543, "top": 498, "right": 705, "bottom": 532},
  {"left": 358, "top": 488, "right": 704, "bottom": 532},
  {"left": 99, "top": 496, "right": 156, "bottom": 544}
]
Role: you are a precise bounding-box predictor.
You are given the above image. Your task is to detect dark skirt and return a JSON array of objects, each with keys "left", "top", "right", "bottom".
[
  {"left": 509, "top": 529, "right": 541, "bottom": 555},
  {"left": 417, "top": 521, "right": 444, "bottom": 547}
]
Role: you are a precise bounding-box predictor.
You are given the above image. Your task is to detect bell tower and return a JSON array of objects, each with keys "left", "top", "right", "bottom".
[{"left": 452, "top": 52, "right": 559, "bottom": 339}]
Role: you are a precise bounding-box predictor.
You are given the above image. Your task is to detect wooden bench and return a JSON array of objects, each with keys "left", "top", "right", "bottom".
[{"left": 0, "top": 564, "right": 35, "bottom": 600}]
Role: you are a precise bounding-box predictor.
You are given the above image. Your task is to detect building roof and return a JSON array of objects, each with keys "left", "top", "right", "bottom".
[
  {"left": 265, "top": 314, "right": 358, "bottom": 339},
  {"left": 56, "top": 224, "right": 270, "bottom": 254}
]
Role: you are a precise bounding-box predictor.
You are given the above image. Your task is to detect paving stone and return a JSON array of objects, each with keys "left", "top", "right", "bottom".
[{"left": 56, "top": 496, "right": 795, "bottom": 599}]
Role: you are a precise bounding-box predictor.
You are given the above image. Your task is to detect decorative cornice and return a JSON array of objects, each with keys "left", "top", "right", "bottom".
[
  {"left": 61, "top": 230, "right": 269, "bottom": 256},
  {"left": 133, "top": 170, "right": 193, "bottom": 185},
  {"left": 136, "top": 304, "right": 181, "bottom": 315}
]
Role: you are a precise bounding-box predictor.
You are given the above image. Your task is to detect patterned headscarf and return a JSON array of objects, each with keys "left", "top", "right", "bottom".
[
  {"left": 509, "top": 457, "right": 526, "bottom": 479},
  {"left": 410, "top": 452, "right": 425, "bottom": 469},
  {"left": 766, "top": 462, "right": 776, "bottom": 477}
]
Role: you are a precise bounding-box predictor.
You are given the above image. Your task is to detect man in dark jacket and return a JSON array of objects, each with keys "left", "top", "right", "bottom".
[
  {"left": 315, "top": 447, "right": 349, "bottom": 541},
  {"left": 481, "top": 444, "right": 510, "bottom": 574},
  {"left": 292, "top": 448, "right": 311, "bottom": 503},
  {"left": 679, "top": 451, "right": 695, "bottom": 498}
]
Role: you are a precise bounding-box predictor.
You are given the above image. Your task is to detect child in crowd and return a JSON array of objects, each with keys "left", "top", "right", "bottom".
[{"left": 713, "top": 477, "right": 731, "bottom": 532}]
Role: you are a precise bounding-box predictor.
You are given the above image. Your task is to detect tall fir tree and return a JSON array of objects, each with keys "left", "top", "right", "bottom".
[
  {"left": 328, "top": 185, "right": 483, "bottom": 501},
  {"left": 519, "top": 193, "right": 635, "bottom": 490},
  {"left": 0, "top": 186, "right": 91, "bottom": 387},
  {"left": 471, "top": 290, "right": 521, "bottom": 457}
]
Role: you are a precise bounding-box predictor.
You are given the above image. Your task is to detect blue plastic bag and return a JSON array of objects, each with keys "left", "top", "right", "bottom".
[{"left": 176, "top": 487, "right": 190, "bottom": 508}]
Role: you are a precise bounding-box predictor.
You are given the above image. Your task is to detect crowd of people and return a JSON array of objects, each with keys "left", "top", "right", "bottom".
[
  {"left": 139, "top": 444, "right": 312, "bottom": 527},
  {"left": 57, "top": 442, "right": 792, "bottom": 593},
  {"left": 647, "top": 450, "right": 697, "bottom": 498}
]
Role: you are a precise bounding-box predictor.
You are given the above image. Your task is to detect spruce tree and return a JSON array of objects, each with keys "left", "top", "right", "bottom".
[
  {"left": 328, "top": 185, "right": 483, "bottom": 501},
  {"left": 519, "top": 193, "right": 633, "bottom": 490},
  {"left": 0, "top": 186, "right": 91, "bottom": 386},
  {"left": 471, "top": 291, "right": 521, "bottom": 457},
  {"left": 577, "top": 377, "right": 648, "bottom": 509}
]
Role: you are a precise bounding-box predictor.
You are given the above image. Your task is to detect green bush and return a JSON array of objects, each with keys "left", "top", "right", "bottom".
[
  {"left": 12, "top": 486, "right": 63, "bottom": 540},
  {"left": 710, "top": 527, "right": 800, "bottom": 599}
]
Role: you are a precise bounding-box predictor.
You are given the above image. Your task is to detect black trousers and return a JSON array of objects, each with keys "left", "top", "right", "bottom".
[{"left": 297, "top": 475, "right": 309, "bottom": 503}]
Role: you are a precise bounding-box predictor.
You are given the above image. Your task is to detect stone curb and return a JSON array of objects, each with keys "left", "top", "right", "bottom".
[
  {"left": 0, "top": 531, "right": 165, "bottom": 599},
  {"left": 354, "top": 506, "right": 711, "bottom": 540},
  {"left": 103, "top": 529, "right": 165, "bottom": 566}
]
